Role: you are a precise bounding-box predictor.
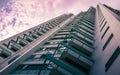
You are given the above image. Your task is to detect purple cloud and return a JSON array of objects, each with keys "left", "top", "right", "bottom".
[
  {"left": 4, "top": 5, "right": 12, "bottom": 13},
  {"left": 11, "top": 18, "right": 16, "bottom": 26},
  {"left": 0, "top": 0, "right": 120, "bottom": 41},
  {"left": 0, "top": 0, "right": 10, "bottom": 8}
]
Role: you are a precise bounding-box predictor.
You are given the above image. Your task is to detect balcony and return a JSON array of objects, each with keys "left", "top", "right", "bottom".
[
  {"left": 0, "top": 46, "right": 12, "bottom": 59},
  {"left": 16, "top": 37, "right": 29, "bottom": 47},
  {"left": 8, "top": 40, "right": 22, "bottom": 52},
  {"left": 43, "top": 53, "right": 86, "bottom": 75},
  {"left": 68, "top": 40, "right": 93, "bottom": 56}
]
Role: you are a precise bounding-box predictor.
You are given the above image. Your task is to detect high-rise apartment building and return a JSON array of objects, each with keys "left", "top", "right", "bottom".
[{"left": 0, "top": 4, "right": 120, "bottom": 75}]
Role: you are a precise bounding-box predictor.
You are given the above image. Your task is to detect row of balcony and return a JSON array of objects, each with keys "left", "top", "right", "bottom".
[
  {"left": 41, "top": 9, "right": 96, "bottom": 75},
  {"left": 10, "top": 8, "right": 96, "bottom": 75},
  {"left": 0, "top": 14, "right": 72, "bottom": 63}
]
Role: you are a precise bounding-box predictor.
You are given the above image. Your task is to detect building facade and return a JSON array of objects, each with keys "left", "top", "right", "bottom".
[
  {"left": 90, "top": 3, "right": 120, "bottom": 75},
  {"left": 0, "top": 4, "right": 120, "bottom": 75}
]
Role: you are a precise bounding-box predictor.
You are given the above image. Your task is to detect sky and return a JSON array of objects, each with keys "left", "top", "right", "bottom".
[{"left": 0, "top": 0, "right": 120, "bottom": 41}]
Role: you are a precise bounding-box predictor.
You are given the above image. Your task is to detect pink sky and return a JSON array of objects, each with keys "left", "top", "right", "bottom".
[{"left": 0, "top": 0, "right": 120, "bottom": 41}]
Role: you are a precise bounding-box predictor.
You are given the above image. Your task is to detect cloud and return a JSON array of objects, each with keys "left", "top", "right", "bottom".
[
  {"left": 0, "top": 0, "right": 120, "bottom": 41},
  {"left": 0, "top": 0, "right": 10, "bottom": 8}
]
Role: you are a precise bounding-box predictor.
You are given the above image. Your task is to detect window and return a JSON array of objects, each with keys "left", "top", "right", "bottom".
[
  {"left": 103, "top": 34, "right": 113, "bottom": 50},
  {"left": 99, "top": 16, "right": 104, "bottom": 25},
  {"left": 100, "top": 21, "right": 107, "bottom": 32},
  {"left": 11, "top": 64, "right": 44, "bottom": 74},
  {"left": 105, "top": 47, "right": 120, "bottom": 71},
  {"left": 101, "top": 26, "right": 109, "bottom": 39},
  {"left": 65, "top": 57, "right": 88, "bottom": 73},
  {"left": 100, "top": 18, "right": 105, "bottom": 27},
  {"left": 44, "top": 42, "right": 50, "bottom": 45},
  {"left": 0, "top": 53, "right": 8, "bottom": 58}
]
